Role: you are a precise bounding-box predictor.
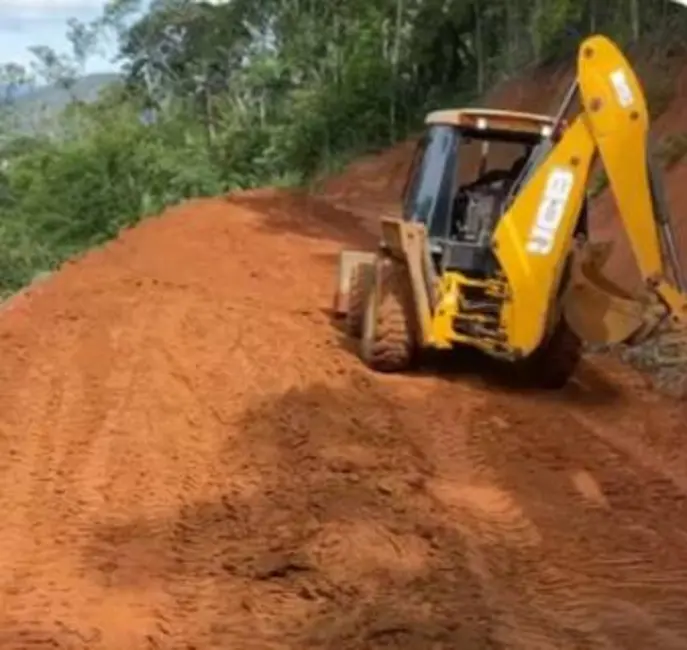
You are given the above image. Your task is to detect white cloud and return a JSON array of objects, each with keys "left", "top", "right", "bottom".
[
  {"left": 0, "top": 1, "right": 104, "bottom": 9},
  {"left": 0, "top": 1, "right": 105, "bottom": 22},
  {"left": 0, "top": 0, "right": 115, "bottom": 72},
  {"left": 0, "top": 0, "right": 105, "bottom": 22}
]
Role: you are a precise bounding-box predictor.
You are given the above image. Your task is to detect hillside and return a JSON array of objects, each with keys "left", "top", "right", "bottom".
[
  {"left": 322, "top": 41, "right": 687, "bottom": 291},
  {"left": 0, "top": 35, "right": 686, "bottom": 650}
]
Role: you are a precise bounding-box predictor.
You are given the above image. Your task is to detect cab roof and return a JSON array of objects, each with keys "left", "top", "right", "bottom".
[{"left": 424, "top": 108, "right": 555, "bottom": 137}]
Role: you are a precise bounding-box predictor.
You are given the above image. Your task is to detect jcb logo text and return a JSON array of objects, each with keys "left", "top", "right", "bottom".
[{"left": 526, "top": 167, "right": 574, "bottom": 255}]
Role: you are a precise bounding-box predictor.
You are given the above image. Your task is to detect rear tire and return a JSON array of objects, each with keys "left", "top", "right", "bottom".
[
  {"left": 518, "top": 317, "right": 582, "bottom": 389},
  {"left": 360, "top": 258, "right": 416, "bottom": 372}
]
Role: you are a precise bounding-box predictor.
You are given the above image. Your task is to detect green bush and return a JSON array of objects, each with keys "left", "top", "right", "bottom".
[
  {"left": 0, "top": 103, "right": 245, "bottom": 294},
  {"left": 0, "top": 0, "right": 683, "bottom": 299}
]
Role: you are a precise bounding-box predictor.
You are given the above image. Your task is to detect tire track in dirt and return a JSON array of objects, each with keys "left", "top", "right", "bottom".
[
  {"left": 0, "top": 190, "right": 686, "bottom": 648},
  {"left": 436, "top": 366, "right": 687, "bottom": 649}
]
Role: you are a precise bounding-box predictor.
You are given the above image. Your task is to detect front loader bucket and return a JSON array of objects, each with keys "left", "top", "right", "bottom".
[
  {"left": 333, "top": 250, "right": 376, "bottom": 316},
  {"left": 561, "top": 242, "right": 656, "bottom": 346}
]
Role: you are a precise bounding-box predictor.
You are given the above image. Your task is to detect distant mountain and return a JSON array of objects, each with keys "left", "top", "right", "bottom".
[
  {"left": 0, "top": 72, "right": 120, "bottom": 136},
  {"left": 0, "top": 83, "right": 35, "bottom": 101},
  {"left": 16, "top": 73, "right": 119, "bottom": 109}
]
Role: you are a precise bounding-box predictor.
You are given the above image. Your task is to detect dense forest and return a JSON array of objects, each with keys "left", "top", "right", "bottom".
[{"left": 0, "top": 0, "right": 684, "bottom": 296}]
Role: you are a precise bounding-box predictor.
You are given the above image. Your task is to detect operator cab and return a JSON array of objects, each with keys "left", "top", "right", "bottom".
[{"left": 402, "top": 109, "right": 556, "bottom": 278}]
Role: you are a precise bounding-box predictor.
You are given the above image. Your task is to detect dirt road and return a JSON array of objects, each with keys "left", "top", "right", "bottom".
[{"left": 1, "top": 188, "right": 687, "bottom": 649}]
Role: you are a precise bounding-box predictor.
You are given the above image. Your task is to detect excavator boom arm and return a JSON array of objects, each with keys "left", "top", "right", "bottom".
[{"left": 492, "top": 34, "right": 687, "bottom": 356}]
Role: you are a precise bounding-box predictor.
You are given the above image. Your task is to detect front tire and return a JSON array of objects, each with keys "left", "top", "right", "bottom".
[
  {"left": 518, "top": 317, "right": 582, "bottom": 389},
  {"left": 360, "top": 258, "right": 416, "bottom": 372}
]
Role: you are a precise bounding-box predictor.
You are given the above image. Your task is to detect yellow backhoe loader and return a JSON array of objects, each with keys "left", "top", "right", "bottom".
[{"left": 333, "top": 34, "right": 687, "bottom": 395}]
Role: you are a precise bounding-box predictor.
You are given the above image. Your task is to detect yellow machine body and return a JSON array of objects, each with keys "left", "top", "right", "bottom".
[{"left": 335, "top": 34, "right": 687, "bottom": 390}]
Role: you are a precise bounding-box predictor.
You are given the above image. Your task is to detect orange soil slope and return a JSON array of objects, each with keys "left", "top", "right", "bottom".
[{"left": 2, "top": 177, "right": 687, "bottom": 648}]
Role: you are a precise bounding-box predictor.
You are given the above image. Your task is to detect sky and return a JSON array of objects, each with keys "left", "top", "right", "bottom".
[{"left": 0, "top": 0, "right": 130, "bottom": 75}]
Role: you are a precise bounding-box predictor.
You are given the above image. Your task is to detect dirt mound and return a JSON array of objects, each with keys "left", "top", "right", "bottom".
[
  {"left": 2, "top": 180, "right": 687, "bottom": 648},
  {"left": 319, "top": 140, "right": 418, "bottom": 228}
]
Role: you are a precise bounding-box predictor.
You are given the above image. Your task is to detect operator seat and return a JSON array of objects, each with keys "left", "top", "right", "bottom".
[{"left": 450, "top": 153, "right": 529, "bottom": 237}]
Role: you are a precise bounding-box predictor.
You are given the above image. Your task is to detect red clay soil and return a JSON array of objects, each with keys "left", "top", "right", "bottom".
[
  {"left": 1, "top": 182, "right": 687, "bottom": 648},
  {"left": 592, "top": 160, "right": 687, "bottom": 288}
]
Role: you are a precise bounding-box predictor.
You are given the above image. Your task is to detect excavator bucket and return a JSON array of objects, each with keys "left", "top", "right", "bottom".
[
  {"left": 562, "top": 241, "right": 657, "bottom": 346},
  {"left": 563, "top": 240, "right": 687, "bottom": 397}
]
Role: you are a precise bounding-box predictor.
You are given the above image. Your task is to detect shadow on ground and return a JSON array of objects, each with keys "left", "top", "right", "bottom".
[
  {"left": 82, "top": 377, "right": 501, "bottom": 648},
  {"left": 79, "top": 369, "right": 687, "bottom": 649}
]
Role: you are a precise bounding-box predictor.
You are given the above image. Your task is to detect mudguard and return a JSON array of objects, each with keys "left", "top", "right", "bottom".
[{"left": 333, "top": 250, "right": 376, "bottom": 316}]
